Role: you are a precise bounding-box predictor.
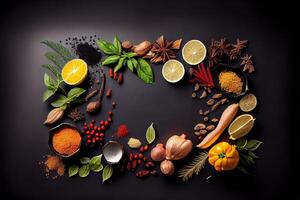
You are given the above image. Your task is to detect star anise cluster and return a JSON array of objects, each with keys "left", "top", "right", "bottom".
[
  {"left": 241, "top": 54, "right": 255, "bottom": 73},
  {"left": 68, "top": 108, "right": 85, "bottom": 122},
  {"left": 147, "top": 35, "right": 182, "bottom": 63},
  {"left": 207, "top": 38, "right": 248, "bottom": 68}
]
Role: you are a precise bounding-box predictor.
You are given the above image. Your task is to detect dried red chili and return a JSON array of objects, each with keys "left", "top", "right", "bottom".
[{"left": 190, "top": 63, "right": 214, "bottom": 88}]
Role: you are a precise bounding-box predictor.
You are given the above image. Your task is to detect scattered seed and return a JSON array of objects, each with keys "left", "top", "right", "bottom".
[
  {"left": 199, "top": 130, "right": 207, "bottom": 135},
  {"left": 206, "top": 87, "right": 212, "bottom": 94},
  {"left": 203, "top": 110, "right": 210, "bottom": 116},
  {"left": 199, "top": 90, "right": 207, "bottom": 99},
  {"left": 117, "top": 73, "right": 123, "bottom": 84},
  {"left": 106, "top": 88, "right": 112, "bottom": 97},
  {"left": 207, "top": 99, "right": 215, "bottom": 106},
  {"left": 212, "top": 93, "right": 222, "bottom": 99},
  {"left": 211, "top": 101, "right": 222, "bottom": 111},
  {"left": 206, "top": 125, "right": 216, "bottom": 131},
  {"left": 203, "top": 117, "right": 209, "bottom": 122},
  {"left": 112, "top": 102, "right": 116, "bottom": 108},
  {"left": 194, "top": 83, "right": 200, "bottom": 92},
  {"left": 220, "top": 98, "right": 228, "bottom": 104},
  {"left": 189, "top": 68, "right": 194, "bottom": 76},
  {"left": 211, "top": 118, "right": 219, "bottom": 122},
  {"left": 194, "top": 123, "right": 206, "bottom": 131},
  {"left": 192, "top": 92, "right": 197, "bottom": 98},
  {"left": 199, "top": 109, "right": 204, "bottom": 115}
]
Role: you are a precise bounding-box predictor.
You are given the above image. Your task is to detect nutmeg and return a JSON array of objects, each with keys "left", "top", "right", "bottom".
[
  {"left": 122, "top": 40, "right": 133, "bottom": 49},
  {"left": 86, "top": 101, "right": 100, "bottom": 113},
  {"left": 133, "top": 41, "right": 152, "bottom": 56}
]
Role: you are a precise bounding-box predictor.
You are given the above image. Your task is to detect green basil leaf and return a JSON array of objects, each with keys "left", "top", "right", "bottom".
[
  {"left": 127, "top": 59, "right": 134, "bottom": 72},
  {"left": 41, "top": 40, "right": 75, "bottom": 61},
  {"left": 45, "top": 51, "right": 66, "bottom": 67},
  {"left": 80, "top": 157, "right": 90, "bottom": 164},
  {"left": 102, "top": 55, "right": 120, "bottom": 65},
  {"left": 113, "top": 36, "right": 122, "bottom": 55},
  {"left": 245, "top": 140, "right": 262, "bottom": 151},
  {"left": 78, "top": 165, "right": 90, "bottom": 178},
  {"left": 96, "top": 40, "right": 118, "bottom": 55},
  {"left": 90, "top": 164, "right": 103, "bottom": 172},
  {"left": 68, "top": 165, "right": 79, "bottom": 177},
  {"left": 114, "top": 57, "right": 125, "bottom": 72},
  {"left": 131, "top": 58, "right": 138, "bottom": 69},
  {"left": 42, "top": 64, "right": 60, "bottom": 78},
  {"left": 90, "top": 154, "right": 102, "bottom": 166},
  {"left": 67, "top": 87, "right": 86, "bottom": 100},
  {"left": 44, "top": 73, "right": 53, "bottom": 87},
  {"left": 51, "top": 95, "right": 68, "bottom": 107},
  {"left": 60, "top": 104, "right": 67, "bottom": 110},
  {"left": 146, "top": 123, "right": 156, "bottom": 144},
  {"left": 102, "top": 165, "right": 113, "bottom": 183},
  {"left": 248, "top": 151, "right": 259, "bottom": 158},
  {"left": 237, "top": 166, "right": 250, "bottom": 175},
  {"left": 43, "top": 89, "right": 55, "bottom": 102},
  {"left": 236, "top": 138, "right": 247, "bottom": 150},
  {"left": 137, "top": 58, "right": 154, "bottom": 84},
  {"left": 125, "top": 52, "right": 136, "bottom": 58},
  {"left": 240, "top": 153, "right": 254, "bottom": 165}
]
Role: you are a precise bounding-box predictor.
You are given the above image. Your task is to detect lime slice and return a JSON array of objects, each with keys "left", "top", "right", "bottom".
[
  {"left": 239, "top": 93, "right": 257, "bottom": 112},
  {"left": 229, "top": 114, "right": 255, "bottom": 140},
  {"left": 182, "top": 40, "right": 206, "bottom": 65},
  {"left": 162, "top": 59, "right": 185, "bottom": 83}
]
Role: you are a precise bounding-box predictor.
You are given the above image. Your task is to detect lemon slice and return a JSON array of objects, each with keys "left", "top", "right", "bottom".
[
  {"left": 239, "top": 93, "right": 257, "bottom": 112},
  {"left": 182, "top": 40, "right": 206, "bottom": 65},
  {"left": 229, "top": 114, "right": 255, "bottom": 140},
  {"left": 162, "top": 59, "right": 185, "bottom": 83},
  {"left": 62, "top": 59, "right": 88, "bottom": 85}
]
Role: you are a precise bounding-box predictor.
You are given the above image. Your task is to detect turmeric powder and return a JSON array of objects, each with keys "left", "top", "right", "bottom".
[
  {"left": 52, "top": 127, "right": 81, "bottom": 156},
  {"left": 218, "top": 71, "right": 243, "bottom": 94}
]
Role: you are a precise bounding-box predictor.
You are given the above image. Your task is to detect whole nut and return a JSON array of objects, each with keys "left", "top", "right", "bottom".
[{"left": 122, "top": 40, "right": 133, "bottom": 49}]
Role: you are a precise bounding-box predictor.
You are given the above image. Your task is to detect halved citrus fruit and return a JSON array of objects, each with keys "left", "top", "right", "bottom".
[
  {"left": 61, "top": 59, "right": 88, "bottom": 85},
  {"left": 239, "top": 93, "right": 257, "bottom": 112},
  {"left": 182, "top": 40, "right": 206, "bottom": 65},
  {"left": 229, "top": 114, "right": 255, "bottom": 140},
  {"left": 162, "top": 59, "right": 185, "bottom": 83}
]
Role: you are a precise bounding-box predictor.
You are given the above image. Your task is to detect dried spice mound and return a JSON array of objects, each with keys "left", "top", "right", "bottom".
[
  {"left": 116, "top": 124, "right": 129, "bottom": 138},
  {"left": 41, "top": 155, "right": 65, "bottom": 179},
  {"left": 68, "top": 108, "right": 84, "bottom": 122},
  {"left": 219, "top": 71, "right": 243, "bottom": 94},
  {"left": 76, "top": 42, "right": 101, "bottom": 66}
]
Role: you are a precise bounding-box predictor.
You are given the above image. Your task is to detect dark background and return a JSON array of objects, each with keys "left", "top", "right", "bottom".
[{"left": 0, "top": 0, "right": 299, "bottom": 199}]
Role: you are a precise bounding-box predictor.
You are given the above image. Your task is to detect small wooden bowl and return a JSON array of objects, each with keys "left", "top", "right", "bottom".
[
  {"left": 48, "top": 123, "right": 82, "bottom": 158},
  {"left": 212, "top": 64, "right": 249, "bottom": 98}
]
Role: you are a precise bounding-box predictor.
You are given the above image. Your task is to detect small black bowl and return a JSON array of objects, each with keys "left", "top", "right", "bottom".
[
  {"left": 48, "top": 123, "right": 82, "bottom": 158},
  {"left": 211, "top": 64, "right": 249, "bottom": 98}
]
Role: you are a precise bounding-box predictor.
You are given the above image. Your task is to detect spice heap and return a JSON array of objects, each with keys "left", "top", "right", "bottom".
[
  {"left": 41, "top": 155, "right": 65, "bottom": 179},
  {"left": 218, "top": 71, "right": 243, "bottom": 94},
  {"left": 52, "top": 127, "right": 82, "bottom": 156}
]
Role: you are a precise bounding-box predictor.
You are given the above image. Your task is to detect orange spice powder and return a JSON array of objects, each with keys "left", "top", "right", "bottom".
[{"left": 52, "top": 127, "right": 81, "bottom": 156}]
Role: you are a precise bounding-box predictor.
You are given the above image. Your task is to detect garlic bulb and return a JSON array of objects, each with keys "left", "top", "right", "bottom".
[
  {"left": 160, "top": 160, "right": 175, "bottom": 176},
  {"left": 165, "top": 134, "right": 193, "bottom": 160},
  {"left": 150, "top": 143, "right": 166, "bottom": 162}
]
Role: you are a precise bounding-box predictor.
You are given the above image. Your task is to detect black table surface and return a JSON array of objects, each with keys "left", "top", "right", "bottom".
[{"left": 0, "top": 0, "right": 299, "bottom": 199}]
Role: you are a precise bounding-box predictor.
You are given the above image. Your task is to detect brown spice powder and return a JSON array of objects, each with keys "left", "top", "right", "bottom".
[
  {"left": 41, "top": 155, "right": 65, "bottom": 179},
  {"left": 218, "top": 71, "right": 243, "bottom": 94}
]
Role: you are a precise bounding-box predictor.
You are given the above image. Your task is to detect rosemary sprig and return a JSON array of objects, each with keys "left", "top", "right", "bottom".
[{"left": 178, "top": 151, "right": 208, "bottom": 181}]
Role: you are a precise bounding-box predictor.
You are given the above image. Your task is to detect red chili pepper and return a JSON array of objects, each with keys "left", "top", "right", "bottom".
[{"left": 109, "top": 68, "right": 113, "bottom": 77}]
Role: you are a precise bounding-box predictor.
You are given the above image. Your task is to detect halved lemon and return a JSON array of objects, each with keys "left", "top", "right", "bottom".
[
  {"left": 61, "top": 59, "right": 88, "bottom": 85},
  {"left": 229, "top": 114, "right": 255, "bottom": 140},
  {"left": 182, "top": 40, "right": 206, "bottom": 65},
  {"left": 239, "top": 93, "right": 257, "bottom": 112},
  {"left": 162, "top": 59, "right": 185, "bottom": 83}
]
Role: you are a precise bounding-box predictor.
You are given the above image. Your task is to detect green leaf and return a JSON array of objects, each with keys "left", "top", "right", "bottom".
[
  {"left": 245, "top": 140, "right": 262, "bottom": 151},
  {"left": 43, "top": 89, "right": 55, "bottom": 102},
  {"left": 102, "top": 165, "right": 113, "bottom": 183},
  {"left": 41, "top": 64, "right": 61, "bottom": 79},
  {"left": 60, "top": 104, "right": 67, "bottom": 110},
  {"left": 239, "top": 152, "right": 254, "bottom": 166},
  {"left": 78, "top": 165, "right": 90, "bottom": 178},
  {"left": 236, "top": 138, "right": 248, "bottom": 150},
  {"left": 90, "top": 154, "right": 102, "bottom": 166},
  {"left": 45, "top": 51, "right": 66, "bottom": 67},
  {"left": 248, "top": 151, "right": 259, "bottom": 158},
  {"left": 80, "top": 157, "right": 90, "bottom": 164},
  {"left": 146, "top": 123, "right": 156, "bottom": 144},
  {"left": 125, "top": 52, "right": 136, "bottom": 58},
  {"left": 127, "top": 59, "right": 134, "bottom": 72},
  {"left": 102, "top": 55, "right": 121, "bottom": 65},
  {"left": 72, "top": 98, "right": 85, "bottom": 104},
  {"left": 96, "top": 40, "right": 118, "bottom": 55},
  {"left": 90, "top": 164, "right": 103, "bottom": 172},
  {"left": 136, "top": 58, "right": 154, "bottom": 84},
  {"left": 114, "top": 57, "right": 126, "bottom": 72},
  {"left": 237, "top": 166, "right": 250, "bottom": 175},
  {"left": 41, "top": 40, "right": 75, "bottom": 61},
  {"left": 44, "top": 73, "right": 53, "bottom": 87},
  {"left": 67, "top": 87, "right": 86, "bottom": 100},
  {"left": 131, "top": 58, "right": 138, "bottom": 69},
  {"left": 113, "top": 36, "right": 122, "bottom": 55},
  {"left": 51, "top": 95, "right": 68, "bottom": 107},
  {"left": 68, "top": 165, "right": 79, "bottom": 177}
]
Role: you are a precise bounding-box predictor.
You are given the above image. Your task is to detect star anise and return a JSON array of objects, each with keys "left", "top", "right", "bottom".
[
  {"left": 68, "top": 108, "right": 85, "bottom": 122},
  {"left": 241, "top": 54, "right": 255, "bottom": 73},
  {"left": 230, "top": 39, "right": 248, "bottom": 60},
  {"left": 150, "top": 35, "right": 182, "bottom": 63},
  {"left": 218, "top": 38, "right": 231, "bottom": 57},
  {"left": 207, "top": 39, "right": 222, "bottom": 67}
]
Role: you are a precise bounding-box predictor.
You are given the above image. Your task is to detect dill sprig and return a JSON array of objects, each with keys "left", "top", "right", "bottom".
[{"left": 178, "top": 151, "right": 208, "bottom": 181}]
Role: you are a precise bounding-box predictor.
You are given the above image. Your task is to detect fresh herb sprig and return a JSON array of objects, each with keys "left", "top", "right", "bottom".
[
  {"left": 51, "top": 87, "right": 86, "bottom": 110},
  {"left": 97, "top": 36, "right": 154, "bottom": 84},
  {"left": 236, "top": 138, "right": 262, "bottom": 174},
  {"left": 146, "top": 123, "right": 156, "bottom": 144}
]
